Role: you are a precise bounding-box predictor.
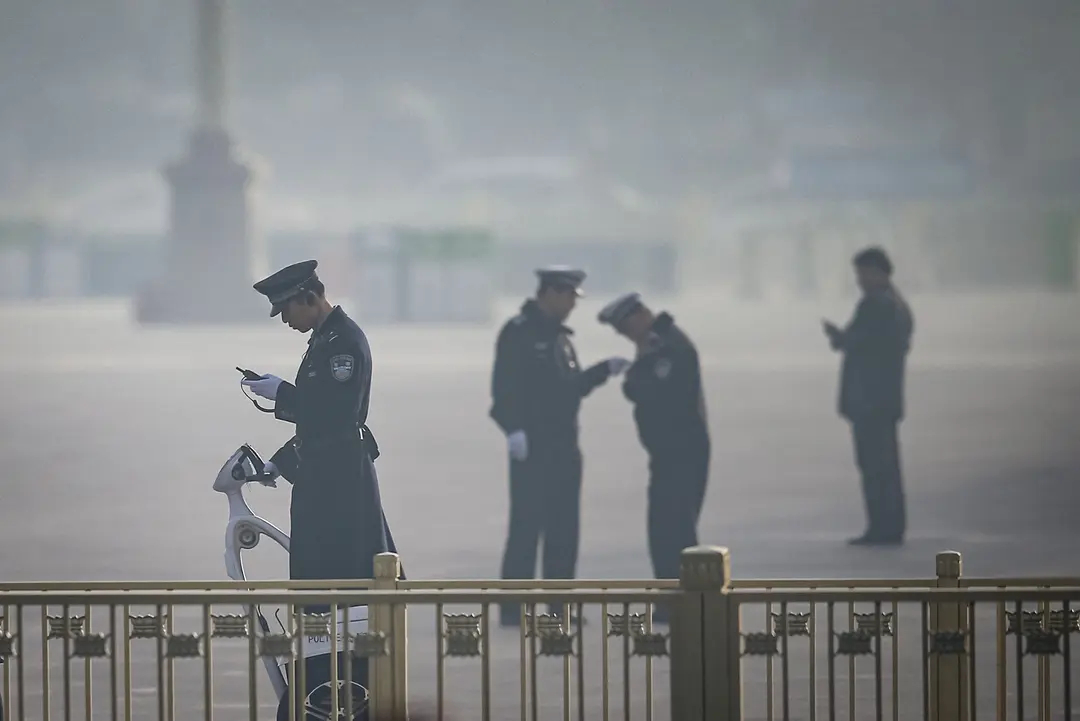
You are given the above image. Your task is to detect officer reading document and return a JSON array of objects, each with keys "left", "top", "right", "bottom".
[
  {"left": 490, "top": 267, "right": 630, "bottom": 626},
  {"left": 599, "top": 292, "right": 710, "bottom": 621},
  {"left": 241, "top": 260, "right": 400, "bottom": 720}
]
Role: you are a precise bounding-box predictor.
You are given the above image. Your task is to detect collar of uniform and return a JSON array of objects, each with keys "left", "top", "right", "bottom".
[
  {"left": 521, "top": 299, "right": 574, "bottom": 335},
  {"left": 308, "top": 305, "right": 344, "bottom": 345},
  {"left": 317, "top": 305, "right": 344, "bottom": 334},
  {"left": 652, "top": 311, "right": 674, "bottom": 334}
]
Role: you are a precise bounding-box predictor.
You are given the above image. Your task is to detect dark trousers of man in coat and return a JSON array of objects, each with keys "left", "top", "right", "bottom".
[{"left": 851, "top": 417, "right": 906, "bottom": 540}]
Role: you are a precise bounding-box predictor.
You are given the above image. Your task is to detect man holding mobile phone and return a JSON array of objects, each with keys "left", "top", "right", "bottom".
[
  {"left": 823, "top": 247, "right": 914, "bottom": 546},
  {"left": 239, "top": 259, "right": 403, "bottom": 720},
  {"left": 240, "top": 259, "right": 401, "bottom": 582}
]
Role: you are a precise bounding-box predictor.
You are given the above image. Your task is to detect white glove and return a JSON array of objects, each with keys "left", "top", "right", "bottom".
[
  {"left": 606, "top": 357, "right": 632, "bottom": 375},
  {"left": 507, "top": 430, "right": 529, "bottom": 462},
  {"left": 241, "top": 373, "right": 285, "bottom": 400},
  {"left": 257, "top": 461, "right": 279, "bottom": 488}
]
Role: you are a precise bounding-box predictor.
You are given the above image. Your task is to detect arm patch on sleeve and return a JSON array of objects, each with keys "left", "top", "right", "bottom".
[{"left": 330, "top": 354, "right": 355, "bottom": 382}]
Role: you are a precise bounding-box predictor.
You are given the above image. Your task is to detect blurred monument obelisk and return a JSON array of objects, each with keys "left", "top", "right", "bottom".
[{"left": 135, "top": 0, "right": 265, "bottom": 324}]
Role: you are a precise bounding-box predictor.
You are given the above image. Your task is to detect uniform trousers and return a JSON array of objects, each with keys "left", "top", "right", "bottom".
[{"left": 499, "top": 439, "right": 583, "bottom": 623}]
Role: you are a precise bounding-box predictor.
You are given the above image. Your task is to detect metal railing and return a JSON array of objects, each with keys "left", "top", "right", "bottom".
[
  {"left": 1, "top": 548, "right": 1078, "bottom": 721},
  {"left": 681, "top": 548, "right": 1080, "bottom": 721}
]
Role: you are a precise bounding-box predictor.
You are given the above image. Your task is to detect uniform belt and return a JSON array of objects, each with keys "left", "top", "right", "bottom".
[{"left": 294, "top": 425, "right": 380, "bottom": 460}]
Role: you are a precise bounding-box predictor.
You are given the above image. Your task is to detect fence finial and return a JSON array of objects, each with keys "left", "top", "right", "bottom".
[
  {"left": 935, "top": 550, "right": 962, "bottom": 579},
  {"left": 679, "top": 545, "right": 731, "bottom": 591},
  {"left": 374, "top": 552, "right": 402, "bottom": 581}
]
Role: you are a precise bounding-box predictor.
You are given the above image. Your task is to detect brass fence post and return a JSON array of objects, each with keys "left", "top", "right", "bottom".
[
  {"left": 370, "top": 552, "right": 408, "bottom": 720},
  {"left": 671, "top": 546, "right": 739, "bottom": 721},
  {"left": 930, "top": 550, "right": 967, "bottom": 721}
]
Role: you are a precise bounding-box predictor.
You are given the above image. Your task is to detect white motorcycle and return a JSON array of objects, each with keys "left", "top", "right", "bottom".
[{"left": 213, "top": 444, "right": 371, "bottom": 721}]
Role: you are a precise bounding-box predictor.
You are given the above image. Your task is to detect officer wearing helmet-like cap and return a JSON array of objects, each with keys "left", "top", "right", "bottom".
[
  {"left": 599, "top": 292, "right": 710, "bottom": 620},
  {"left": 536, "top": 266, "right": 586, "bottom": 293},
  {"left": 241, "top": 260, "right": 401, "bottom": 582},
  {"left": 489, "top": 266, "right": 631, "bottom": 626}
]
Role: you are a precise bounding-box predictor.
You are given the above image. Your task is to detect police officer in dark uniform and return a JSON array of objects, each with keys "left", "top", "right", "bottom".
[
  {"left": 822, "top": 246, "right": 914, "bottom": 546},
  {"left": 599, "top": 293, "right": 710, "bottom": 617},
  {"left": 241, "top": 260, "right": 400, "bottom": 720},
  {"left": 490, "top": 267, "right": 630, "bottom": 626}
]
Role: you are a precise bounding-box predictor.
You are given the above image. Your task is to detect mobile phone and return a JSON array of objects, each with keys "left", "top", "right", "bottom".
[{"left": 236, "top": 367, "right": 263, "bottom": 381}]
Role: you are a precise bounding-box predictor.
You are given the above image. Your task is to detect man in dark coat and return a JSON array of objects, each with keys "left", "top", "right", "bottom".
[
  {"left": 489, "top": 266, "right": 630, "bottom": 625},
  {"left": 241, "top": 259, "right": 400, "bottom": 720},
  {"left": 599, "top": 292, "right": 710, "bottom": 617},
  {"left": 823, "top": 247, "right": 914, "bottom": 546}
]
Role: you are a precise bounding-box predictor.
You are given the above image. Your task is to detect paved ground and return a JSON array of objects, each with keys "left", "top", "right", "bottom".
[{"left": 1, "top": 289, "right": 1079, "bottom": 720}]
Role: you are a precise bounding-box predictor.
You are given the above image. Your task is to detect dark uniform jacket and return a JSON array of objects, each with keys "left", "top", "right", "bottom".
[
  {"left": 833, "top": 287, "right": 914, "bottom": 422},
  {"left": 490, "top": 299, "right": 612, "bottom": 449},
  {"left": 268, "top": 306, "right": 396, "bottom": 581},
  {"left": 622, "top": 312, "right": 709, "bottom": 461}
]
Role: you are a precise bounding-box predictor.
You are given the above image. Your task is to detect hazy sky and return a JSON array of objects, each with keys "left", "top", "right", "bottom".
[{"left": 1, "top": 1, "right": 1078, "bottom": 226}]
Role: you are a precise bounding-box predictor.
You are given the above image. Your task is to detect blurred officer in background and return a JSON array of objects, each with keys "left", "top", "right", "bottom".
[
  {"left": 490, "top": 266, "right": 631, "bottom": 626},
  {"left": 822, "top": 246, "right": 914, "bottom": 546},
  {"left": 599, "top": 293, "right": 710, "bottom": 620}
]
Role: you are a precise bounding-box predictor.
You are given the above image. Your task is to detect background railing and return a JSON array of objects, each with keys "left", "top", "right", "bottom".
[{"left": 2, "top": 548, "right": 1078, "bottom": 721}]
